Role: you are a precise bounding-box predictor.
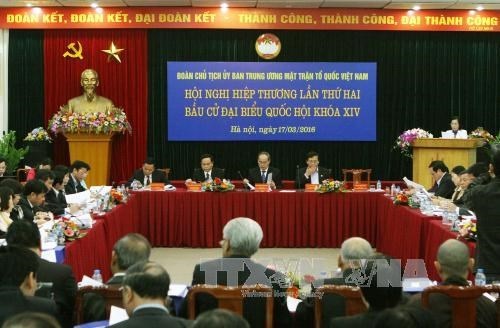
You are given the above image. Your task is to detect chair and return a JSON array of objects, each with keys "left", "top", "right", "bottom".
[
  {"left": 187, "top": 284, "right": 274, "bottom": 328},
  {"left": 158, "top": 168, "right": 171, "bottom": 180},
  {"left": 314, "top": 285, "right": 367, "bottom": 328},
  {"left": 421, "top": 285, "right": 500, "bottom": 328},
  {"left": 74, "top": 285, "right": 123, "bottom": 324},
  {"left": 342, "top": 169, "right": 372, "bottom": 190},
  {"left": 16, "top": 168, "right": 30, "bottom": 182}
]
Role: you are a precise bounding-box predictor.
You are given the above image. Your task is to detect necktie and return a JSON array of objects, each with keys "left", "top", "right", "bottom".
[
  {"left": 206, "top": 172, "right": 210, "bottom": 181},
  {"left": 261, "top": 171, "right": 266, "bottom": 183},
  {"left": 146, "top": 175, "right": 151, "bottom": 185},
  {"left": 453, "top": 131, "right": 457, "bottom": 138}
]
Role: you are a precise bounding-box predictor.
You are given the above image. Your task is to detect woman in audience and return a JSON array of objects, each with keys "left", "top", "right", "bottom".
[
  {"left": 0, "top": 187, "right": 14, "bottom": 237},
  {"left": 449, "top": 165, "right": 466, "bottom": 205},
  {"left": 0, "top": 179, "right": 24, "bottom": 221}
]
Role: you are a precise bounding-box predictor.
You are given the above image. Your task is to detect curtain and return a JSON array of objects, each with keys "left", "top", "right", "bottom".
[
  {"left": 8, "top": 30, "right": 44, "bottom": 148},
  {"left": 148, "top": 29, "right": 500, "bottom": 181},
  {"left": 43, "top": 29, "right": 148, "bottom": 183},
  {"left": 0, "top": 29, "right": 8, "bottom": 134}
]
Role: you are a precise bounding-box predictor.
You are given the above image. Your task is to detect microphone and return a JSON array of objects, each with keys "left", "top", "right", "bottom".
[
  {"left": 237, "top": 171, "right": 248, "bottom": 190},
  {"left": 296, "top": 165, "right": 301, "bottom": 190}
]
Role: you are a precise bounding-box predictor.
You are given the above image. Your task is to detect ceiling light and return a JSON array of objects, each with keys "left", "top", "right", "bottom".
[
  {"left": 91, "top": 2, "right": 99, "bottom": 8},
  {"left": 26, "top": 3, "right": 32, "bottom": 7},
  {"left": 407, "top": 10, "right": 415, "bottom": 16},
  {"left": 476, "top": 5, "right": 484, "bottom": 11},
  {"left": 32, "top": 7, "right": 42, "bottom": 14},
  {"left": 220, "top": 3, "right": 228, "bottom": 9},
  {"left": 469, "top": 10, "right": 476, "bottom": 15},
  {"left": 412, "top": 5, "right": 421, "bottom": 11}
]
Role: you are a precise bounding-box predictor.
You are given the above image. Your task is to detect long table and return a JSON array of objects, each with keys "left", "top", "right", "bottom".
[{"left": 64, "top": 190, "right": 474, "bottom": 282}]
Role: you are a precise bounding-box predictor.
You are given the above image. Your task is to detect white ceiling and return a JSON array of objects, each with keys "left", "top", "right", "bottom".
[{"left": 0, "top": 0, "right": 499, "bottom": 9}]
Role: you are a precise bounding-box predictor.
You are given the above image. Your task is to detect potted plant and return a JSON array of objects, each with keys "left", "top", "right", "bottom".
[{"left": 0, "top": 131, "right": 29, "bottom": 175}]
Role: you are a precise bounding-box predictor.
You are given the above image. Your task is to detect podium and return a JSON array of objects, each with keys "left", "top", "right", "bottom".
[
  {"left": 412, "top": 138, "right": 484, "bottom": 189},
  {"left": 65, "top": 133, "right": 114, "bottom": 187}
]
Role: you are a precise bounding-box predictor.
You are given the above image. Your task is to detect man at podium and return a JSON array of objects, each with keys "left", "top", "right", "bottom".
[{"left": 67, "top": 69, "right": 114, "bottom": 113}]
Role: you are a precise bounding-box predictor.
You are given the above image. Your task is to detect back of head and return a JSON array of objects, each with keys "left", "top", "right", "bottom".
[
  {"left": 360, "top": 254, "right": 403, "bottom": 311},
  {"left": 6, "top": 220, "right": 41, "bottom": 249},
  {"left": 436, "top": 239, "right": 470, "bottom": 278},
  {"left": 0, "top": 186, "right": 13, "bottom": 211},
  {"left": 122, "top": 261, "right": 170, "bottom": 299},
  {"left": 374, "top": 305, "right": 436, "bottom": 328},
  {"left": 0, "top": 245, "right": 39, "bottom": 287},
  {"left": 193, "top": 309, "right": 250, "bottom": 328},
  {"left": 464, "top": 162, "right": 489, "bottom": 178},
  {"left": 223, "top": 217, "right": 263, "bottom": 257},
  {"left": 36, "top": 169, "right": 55, "bottom": 182},
  {"left": 2, "top": 312, "right": 61, "bottom": 328},
  {"left": 340, "top": 237, "right": 374, "bottom": 264},
  {"left": 0, "top": 178, "right": 23, "bottom": 195},
  {"left": 429, "top": 160, "right": 449, "bottom": 173},
  {"left": 113, "top": 233, "right": 151, "bottom": 271},
  {"left": 23, "top": 179, "right": 48, "bottom": 196}
]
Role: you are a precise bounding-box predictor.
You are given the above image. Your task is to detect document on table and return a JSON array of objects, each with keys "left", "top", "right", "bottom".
[
  {"left": 403, "top": 177, "right": 431, "bottom": 198},
  {"left": 65, "top": 190, "right": 91, "bottom": 205}
]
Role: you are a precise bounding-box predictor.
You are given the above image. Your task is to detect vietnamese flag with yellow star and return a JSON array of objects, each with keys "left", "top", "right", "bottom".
[{"left": 43, "top": 30, "right": 148, "bottom": 182}]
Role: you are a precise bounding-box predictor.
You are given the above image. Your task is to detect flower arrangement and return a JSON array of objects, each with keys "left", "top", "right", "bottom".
[
  {"left": 202, "top": 177, "right": 235, "bottom": 192},
  {"left": 394, "top": 192, "right": 409, "bottom": 205},
  {"left": 51, "top": 219, "right": 86, "bottom": 243},
  {"left": 458, "top": 220, "right": 477, "bottom": 241},
  {"left": 48, "top": 106, "right": 132, "bottom": 135},
  {"left": 24, "top": 127, "right": 52, "bottom": 142},
  {"left": 110, "top": 188, "right": 125, "bottom": 204},
  {"left": 394, "top": 128, "right": 433, "bottom": 158},
  {"left": 316, "top": 179, "right": 345, "bottom": 193},
  {"left": 468, "top": 127, "right": 495, "bottom": 142}
]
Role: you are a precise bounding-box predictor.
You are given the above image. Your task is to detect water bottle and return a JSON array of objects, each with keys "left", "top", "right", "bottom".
[
  {"left": 475, "top": 268, "right": 486, "bottom": 286},
  {"left": 92, "top": 269, "right": 103, "bottom": 283},
  {"left": 376, "top": 180, "right": 381, "bottom": 190},
  {"left": 390, "top": 184, "right": 396, "bottom": 196},
  {"left": 442, "top": 209, "right": 449, "bottom": 225}
]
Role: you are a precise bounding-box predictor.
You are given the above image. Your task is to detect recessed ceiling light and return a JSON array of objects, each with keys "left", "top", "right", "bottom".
[
  {"left": 26, "top": 3, "right": 32, "bottom": 7},
  {"left": 476, "top": 5, "right": 484, "bottom": 11},
  {"left": 221, "top": 2, "right": 228, "bottom": 9},
  {"left": 91, "top": 2, "right": 99, "bottom": 8},
  {"left": 412, "top": 5, "right": 421, "bottom": 11}
]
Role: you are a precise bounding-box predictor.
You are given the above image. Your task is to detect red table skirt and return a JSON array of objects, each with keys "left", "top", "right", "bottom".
[{"left": 64, "top": 190, "right": 475, "bottom": 282}]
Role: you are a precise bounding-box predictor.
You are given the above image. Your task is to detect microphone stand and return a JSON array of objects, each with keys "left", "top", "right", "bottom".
[{"left": 296, "top": 165, "right": 301, "bottom": 190}]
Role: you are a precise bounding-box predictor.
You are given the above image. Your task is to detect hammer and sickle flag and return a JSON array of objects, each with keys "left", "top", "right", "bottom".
[{"left": 63, "top": 41, "right": 83, "bottom": 60}]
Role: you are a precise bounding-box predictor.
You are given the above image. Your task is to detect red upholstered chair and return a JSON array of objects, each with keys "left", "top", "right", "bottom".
[
  {"left": 187, "top": 284, "right": 274, "bottom": 328},
  {"left": 314, "top": 285, "right": 367, "bottom": 328},
  {"left": 421, "top": 285, "right": 500, "bottom": 328},
  {"left": 74, "top": 285, "right": 122, "bottom": 324}
]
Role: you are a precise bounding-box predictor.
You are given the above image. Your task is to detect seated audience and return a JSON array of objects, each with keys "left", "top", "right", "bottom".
[
  {"left": 27, "top": 158, "right": 54, "bottom": 181},
  {"left": 449, "top": 165, "right": 465, "bottom": 204},
  {"left": 466, "top": 150, "right": 500, "bottom": 283},
  {"left": 296, "top": 237, "right": 374, "bottom": 327},
  {"left": 0, "top": 186, "right": 14, "bottom": 237},
  {"left": 180, "top": 217, "right": 291, "bottom": 327},
  {"left": 296, "top": 151, "right": 330, "bottom": 188},
  {"left": 19, "top": 179, "right": 50, "bottom": 225},
  {"left": 6, "top": 220, "right": 77, "bottom": 328},
  {"left": 0, "top": 179, "right": 24, "bottom": 221},
  {"left": 193, "top": 309, "right": 250, "bottom": 328},
  {"left": 428, "top": 160, "right": 455, "bottom": 199},
  {"left": 243, "top": 151, "right": 282, "bottom": 189},
  {"left": 330, "top": 254, "right": 404, "bottom": 328},
  {"left": 186, "top": 154, "right": 225, "bottom": 184},
  {"left": 2, "top": 312, "right": 61, "bottom": 328},
  {"left": 108, "top": 261, "right": 191, "bottom": 327},
  {"left": 65, "top": 160, "right": 90, "bottom": 195},
  {"left": 127, "top": 157, "right": 169, "bottom": 187},
  {"left": 408, "top": 239, "right": 496, "bottom": 327},
  {"left": 0, "top": 245, "right": 59, "bottom": 326},
  {"left": 45, "top": 168, "right": 69, "bottom": 216},
  {"left": 83, "top": 233, "right": 151, "bottom": 322}
]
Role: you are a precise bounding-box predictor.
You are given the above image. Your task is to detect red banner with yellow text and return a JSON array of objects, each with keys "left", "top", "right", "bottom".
[{"left": 0, "top": 7, "right": 498, "bottom": 32}]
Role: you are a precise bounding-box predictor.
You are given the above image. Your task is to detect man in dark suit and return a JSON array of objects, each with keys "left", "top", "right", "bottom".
[
  {"left": 19, "top": 179, "right": 50, "bottom": 225},
  {"left": 45, "top": 169, "right": 69, "bottom": 216},
  {"left": 180, "top": 217, "right": 291, "bottom": 327},
  {"left": 108, "top": 261, "right": 191, "bottom": 328},
  {"left": 244, "top": 151, "right": 282, "bottom": 189},
  {"left": 0, "top": 245, "right": 59, "bottom": 326},
  {"left": 427, "top": 160, "right": 455, "bottom": 199},
  {"left": 6, "top": 220, "right": 77, "bottom": 328},
  {"left": 83, "top": 233, "right": 152, "bottom": 322},
  {"left": 296, "top": 237, "right": 374, "bottom": 327},
  {"left": 186, "top": 154, "right": 225, "bottom": 183},
  {"left": 330, "top": 254, "right": 404, "bottom": 328},
  {"left": 296, "top": 151, "right": 331, "bottom": 189},
  {"left": 408, "top": 239, "right": 496, "bottom": 327},
  {"left": 65, "top": 160, "right": 91, "bottom": 195},
  {"left": 127, "top": 157, "right": 169, "bottom": 187},
  {"left": 467, "top": 151, "right": 500, "bottom": 283}
]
